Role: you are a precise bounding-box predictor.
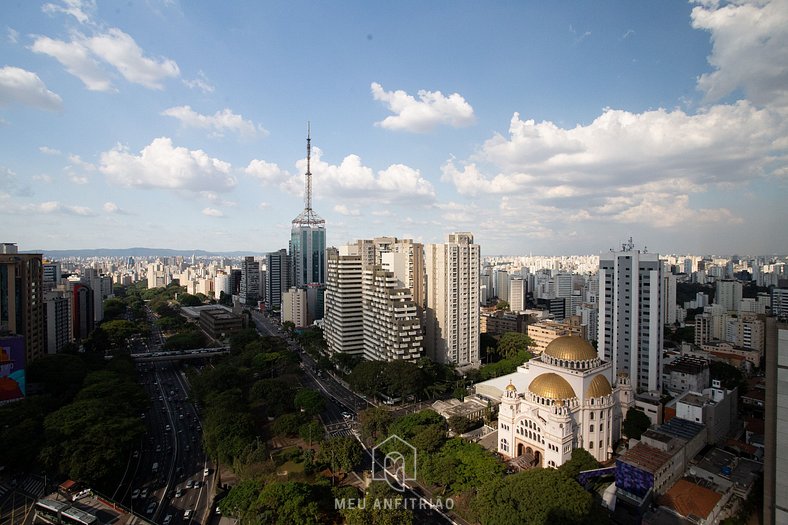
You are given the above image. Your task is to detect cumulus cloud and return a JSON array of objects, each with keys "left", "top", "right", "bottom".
[
  {"left": 333, "top": 204, "right": 360, "bottom": 216},
  {"left": 371, "top": 82, "right": 475, "bottom": 132},
  {"left": 42, "top": 0, "right": 94, "bottom": 24},
  {"left": 202, "top": 207, "right": 224, "bottom": 217},
  {"left": 39, "top": 146, "right": 61, "bottom": 155},
  {"left": 162, "top": 106, "right": 266, "bottom": 138},
  {"left": 9, "top": 200, "right": 95, "bottom": 216},
  {"left": 99, "top": 137, "right": 236, "bottom": 192},
  {"left": 246, "top": 147, "right": 436, "bottom": 205},
  {"left": 183, "top": 71, "right": 214, "bottom": 94},
  {"left": 0, "top": 66, "right": 63, "bottom": 110},
  {"left": 31, "top": 28, "right": 179, "bottom": 91},
  {"left": 102, "top": 201, "right": 131, "bottom": 215},
  {"left": 692, "top": 0, "right": 788, "bottom": 108},
  {"left": 0, "top": 167, "right": 33, "bottom": 197}
]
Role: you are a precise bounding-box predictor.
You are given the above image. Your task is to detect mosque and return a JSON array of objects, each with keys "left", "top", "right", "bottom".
[{"left": 482, "top": 335, "right": 634, "bottom": 468}]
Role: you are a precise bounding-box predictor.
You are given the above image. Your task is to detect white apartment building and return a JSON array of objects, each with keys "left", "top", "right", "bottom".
[
  {"left": 281, "top": 286, "right": 308, "bottom": 328},
  {"left": 716, "top": 279, "right": 743, "bottom": 312},
  {"left": 509, "top": 277, "right": 526, "bottom": 312},
  {"left": 598, "top": 245, "right": 664, "bottom": 392},
  {"left": 323, "top": 245, "right": 364, "bottom": 356},
  {"left": 425, "top": 232, "right": 480, "bottom": 367},
  {"left": 362, "top": 266, "right": 423, "bottom": 361}
]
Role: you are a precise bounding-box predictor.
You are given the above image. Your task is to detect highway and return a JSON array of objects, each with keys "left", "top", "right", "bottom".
[{"left": 113, "top": 309, "right": 214, "bottom": 525}]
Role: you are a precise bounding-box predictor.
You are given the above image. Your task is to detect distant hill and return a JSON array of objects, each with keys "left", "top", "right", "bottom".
[{"left": 25, "top": 247, "right": 263, "bottom": 258}]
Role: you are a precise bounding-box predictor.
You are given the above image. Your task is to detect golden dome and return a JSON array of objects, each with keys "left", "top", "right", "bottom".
[
  {"left": 505, "top": 381, "right": 517, "bottom": 392},
  {"left": 528, "top": 373, "right": 577, "bottom": 400},
  {"left": 586, "top": 374, "right": 613, "bottom": 398},
  {"left": 544, "top": 336, "right": 597, "bottom": 362}
]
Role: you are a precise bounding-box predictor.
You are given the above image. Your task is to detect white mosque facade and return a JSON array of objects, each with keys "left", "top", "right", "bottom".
[{"left": 488, "top": 336, "right": 634, "bottom": 467}]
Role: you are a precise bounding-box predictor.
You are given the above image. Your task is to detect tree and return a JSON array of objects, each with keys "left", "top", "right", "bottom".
[
  {"left": 299, "top": 419, "right": 324, "bottom": 446},
  {"left": 623, "top": 408, "right": 651, "bottom": 440},
  {"left": 218, "top": 290, "right": 233, "bottom": 307},
  {"left": 295, "top": 389, "right": 325, "bottom": 416},
  {"left": 348, "top": 361, "right": 387, "bottom": 397},
  {"left": 448, "top": 415, "right": 474, "bottom": 435},
  {"left": 273, "top": 413, "right": 304, "bottom": 437},
  {"left": 710, "top": 360, "right": 746, "bottom": 391},
  {"left": 257, "top": 481, "right": 323, "bottom": 525},
  {"left": 316, "top": 436, "right": 364, "bottom": 481},
  {"left": 249, "top": 378, "right": 296, "bottom": 416},
  {"left": 496, "top": 300, "right": 510, "bottom": 311},
  {"left": 558, "top": 448, "right": 602, "bottom": 480},
  {"left": 420, "top": 438, "right": 505, "bottom": 494},
  {"left": 178, "top": 293, "right": 203, "bottom": 306},
  {"left": 341, "top": 481, "right": 414, "bottom": 525},
  {"left": 496, "top": 332, "right": 534, "bottom": 360},
  {"left": 474, "top": 468, "right": 605, "bottom": 525},
  {"left": 358, "top": 407, "right": 393, "bottom": 445},
  {"left": 218, "top": 479, "right": 263, "bottom": 518},
  {"left": 102, "top": 298, "right": 126, "bottom": 321}
]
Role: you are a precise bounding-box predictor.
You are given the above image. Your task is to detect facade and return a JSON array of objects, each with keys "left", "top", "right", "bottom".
[
  {"left": 663, "top": 355, "right": 709, "bottom": 395},
  {"left": 763, "top": 319, "right": 788, "bottom": 525},
  {"left": 323, "top": 246, "right": 364, "bottom": 356},
  {"left": 671, "top": 380, "right": 737, "bottom": 445},
  {"left": 361, "top": 266, "right": 423, "bottom": 361},
  {"left": 71, "top": 284, "right": 94, "bottom": 340},
  {"left": 716, "top": 279, "right": 743, "bottom": 312},
  {"left": 425, "top": 232, "right": 480, "bottom": 367},
  {"left": 598, "top": 244, "right": 664, "bottom": 392},
  {"left": 527, "top": 318, "right": 583, "bottom": 355},
  {"left": 479, "top": 310, "right": 528, "bottom": 336},
  {"left": 509, "top": 277, "right": 526, "bottom": 312},
  {"left": 0, "top": 244, "right": 44, "bottom": 363},
  {"left": 281, "top": 287, "right": 308, "bottom": 328},
  {"left": 240, "top": 256, "right": 261, "bottom": 305},
  {"left": 265, "top": 249, "right": 289, "bottom": 310},
  {"left": 44, "top": 290, "right": 71, "bottom": 354},
  {"left": 496, "top": 336, "right": 634, "bottom": 467},
  {"left": 198, "top": 307, "right": 243, "bottom": 339}
]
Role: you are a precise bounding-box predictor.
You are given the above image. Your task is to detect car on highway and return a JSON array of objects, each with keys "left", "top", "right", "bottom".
[
  {"left": 186, "top": 480, "right": 194, "bottom": 488},
  {"left": 342, "top": 411, "right": 352, "bottom": 420},
  {"left": 175, "top": 488, "right": 183, "bottom": 498},
  {"left": 140, "top": 488, "right": 148, "bottom": 498},
  {"left": 203, "top": 468, "right": 210, "bottom": 477},
  {"left": 131, "top": 489, "right": 140, "bottom": 499},
  {"left": 146, "top": 502, "right": 156, "bottom": 515},
  {"left": 163, "top": 515, "right": 172, "bottom": 525},
  {"left": 183, "top": 510, "right": 193, "bottom": 521}
]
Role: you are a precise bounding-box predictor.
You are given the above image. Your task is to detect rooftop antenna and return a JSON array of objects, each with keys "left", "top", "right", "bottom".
[{"left": 305, "top": 121, "right": 312, "bottom": 212}]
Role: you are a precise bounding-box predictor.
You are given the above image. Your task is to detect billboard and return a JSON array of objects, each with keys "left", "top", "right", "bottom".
[{"left": 0, "top": 335, "right": 26, "bottom": 404}]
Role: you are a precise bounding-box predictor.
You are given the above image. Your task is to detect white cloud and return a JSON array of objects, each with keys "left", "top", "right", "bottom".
[
  {"left": 7, "top": 28, "right": 19, "bottom": 44},
  {"left": 0, "top": 166, "right": 32, "bottom": 197},
  {"left": 202, "top": 207, "right": 224, "bottom": 217},
  {"left": 0, "top": 66, "right": 63, "bottom": 110},
  {"left": 245, "top": 159, "right": 287, "bottom": 185},
  {"left": 371, "top": 82, "right": 475, "bottom": 132},
  {"left": 67, "top": 153, "right": 96, "bottom": 171},
  {"left": 183, "top": 71, "right": 214, "bottom": 94},
  {"left": 39, "top": 146, "right": 61, "bottom": 155},
  {"left": 14, "top": 200, "right": 95, "bottom": 216},
  {"left": 31, "top": 28, "right": 179, "bottom": 91},
  {"left": 103, "top": 202, "right": 118, "bottom": 213},
  {"left": 692, "top": 0, "right": 788, "bottom": 108},
  {"left": 162, "top": 105, "right": 266, "bottom": 138},
  {"left": 99, "top": 137, "right": 236, "bottom": 192},
  {"left": 33, "top": 174, "right": 53, "bottom": 183},
  {"left": 333, "top": 204, "right": 360, "bottom": 216},
  {"left": 42, "top": 0, "right": 95, "bottom": 24}
]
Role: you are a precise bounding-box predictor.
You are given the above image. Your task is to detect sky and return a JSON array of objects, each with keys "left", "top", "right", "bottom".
[{"left": 1, "top": 0, "right": 786, "bottom": 256}]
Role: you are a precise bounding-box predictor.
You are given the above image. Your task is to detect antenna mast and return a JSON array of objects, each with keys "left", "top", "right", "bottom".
[{"left": 305, "top": 122, "right": 312, "bottom": 212}]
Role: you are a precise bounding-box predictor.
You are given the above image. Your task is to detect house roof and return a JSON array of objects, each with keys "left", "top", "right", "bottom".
[{"left": 659, "top": 479, "right": 722, "bottom": 520}]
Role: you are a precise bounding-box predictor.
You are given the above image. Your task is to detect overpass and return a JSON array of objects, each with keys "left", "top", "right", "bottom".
[{"left": 130, "top": 347, "right": 230, "bottom": 362}]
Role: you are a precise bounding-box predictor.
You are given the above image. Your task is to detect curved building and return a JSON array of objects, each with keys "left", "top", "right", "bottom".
[{"left": 496, "top": 336, "right": 634, "bottom": 467}]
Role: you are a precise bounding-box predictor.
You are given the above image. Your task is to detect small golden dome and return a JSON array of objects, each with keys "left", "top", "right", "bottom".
[
  {"left": 544, "top": 336, "right": 597, "bottom": 362},
  {"left": 528, "top": 373, "right": 577, "bottom": 400},
  {"left": 586, "top": 374, "right": 613, "bottom": 398},
  {"left": 505, "top": 381, "right": 517, "bottom": 392}
]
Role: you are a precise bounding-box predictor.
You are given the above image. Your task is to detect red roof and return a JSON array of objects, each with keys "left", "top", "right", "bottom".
[{"left": 659, "top": 479, "right": 722, "bottom": 520}]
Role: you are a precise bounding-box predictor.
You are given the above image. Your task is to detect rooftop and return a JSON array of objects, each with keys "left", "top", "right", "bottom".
[
  {"left": 619, "top": 442, "right": 673, "bottom": 473},
  {"left": 678, "top": 392, "right": 714, "bottom": 408},
  {"left": 658, "top": 479, "right": 722, "bottom": 521},
  {"left": 664, "top": 355, "right": 709, "bottom": 375},
  {"left": 657, "top": 418, "right": 706, "bottom": 442}
]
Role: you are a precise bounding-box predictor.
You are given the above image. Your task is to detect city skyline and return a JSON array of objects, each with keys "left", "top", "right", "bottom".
[{"left": 1, "top": 1, "right": 786, "bottom": 255}]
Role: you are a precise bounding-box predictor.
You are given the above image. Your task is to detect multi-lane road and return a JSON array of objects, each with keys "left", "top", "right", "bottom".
[{"left": 112, "top": 310, "right": 214, "bottom": 525}]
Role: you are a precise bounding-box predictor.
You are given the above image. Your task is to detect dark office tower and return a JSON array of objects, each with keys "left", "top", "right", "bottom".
[
  {"left": 72, "top": 284, "right": 95, "bottom": 340},
  {"left": 289, "top": 125, "right": 326, "bottom": 291},
  {"left": 266, "top": 249, "right": 289, "bottom": 311},
  {"left": 0, "top": 243, "right": 44, "bottom": 363},
  {"left": 229, "top": 269, "right": 242, "bottom": 296},
  {"left": 598, "top": 239, "right": 664, "bottom": 393},
  {"left": 240, "top": 256, "right": 260, "bottom": 305}
]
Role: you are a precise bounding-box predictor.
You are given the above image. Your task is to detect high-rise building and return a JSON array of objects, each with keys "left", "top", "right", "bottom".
[
  {"left": 240, "top": 256, "right": 261, "bottom": 305},
  {"left": 265, "top": 249, "right": 289, "bottom": 311},
  {"left": 290, "top": 126, "right": 326, "bottom": 292},
  {"left": 281, "top": 287, "right": 308, "bottom": 328},
  {"left": 324, "top": 246, "right": 364, "bottom": 356},
  {"left": 71, "top": 283, "right": 94, "bottom": 341},
  {"left": 598, "top": 240, "right": 664, "bottom": 392},
  {"left": 425, "top": 232, "right": 480, "bottom": 367},
  {"left": 495, "top": 269, "right": 509, "bottom": 301},
  {"left": 509, "top": 277, "right": 526, "bottom": 312},
  {"left": 764, "top": 318, "right": 788, "bottom": 525},
  {"left": 716, "top": 279, "right": 743, "bottom": 312},
  {"left": 42, "top": 261, "right": 62, "bottom": 292},
  {"left": 770, "top": 285, "right": 788, "bottom": 319},
  {"left": 0, "top": 244, "right": 44, "bottom": 363},
  {"left": 362, "top": 266, "right": 423, "bottom": 361},
  {"left": 44, "top": 289, "right": 71, "bottom": 354},
  {"left": 662, "top": 273, "right": 677, "bottom": 325}
]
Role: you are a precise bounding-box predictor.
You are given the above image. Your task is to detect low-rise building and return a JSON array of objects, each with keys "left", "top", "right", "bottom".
[
  {"left": 526, "top": 318, "right": 583, "bottom": 355},
  {"left": 198, "top": 307, "right": 243, "bottom": 339}
]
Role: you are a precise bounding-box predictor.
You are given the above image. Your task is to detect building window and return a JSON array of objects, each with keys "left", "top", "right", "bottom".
[
  {"left": 589, "top": 424, "right": 594, "bottom": 432},
  {"left": 589, "top": 441, "right": 594, "bottom": 449}
]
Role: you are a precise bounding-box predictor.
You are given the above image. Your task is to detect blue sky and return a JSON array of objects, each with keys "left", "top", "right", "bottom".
[{"left": 1, "top": 0, "right": 786, "bottom": 256}]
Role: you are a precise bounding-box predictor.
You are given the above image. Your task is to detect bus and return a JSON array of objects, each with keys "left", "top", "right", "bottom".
[{"left": 34, "top": 499, "right": 98, "bottom": 525}]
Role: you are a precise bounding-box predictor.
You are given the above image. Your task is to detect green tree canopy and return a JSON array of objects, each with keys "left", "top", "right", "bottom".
[
  {"left": 420, "top": 438, "right": 505, "bottom": 495},
  {"left": 316, "top": 436, "right": 364, "bottom": 479},
  {"left": 623, "top": 408, "right": 651, "bottom": 440},
  {"left": 257, "top": 481, "right": 323, "bottom": 525},
  {"left": 448, "top": 415, "right": 474, "bottom": 435},
  {"left": 496, "top": 332, "right": 535, "bottom": 360},
  {"left": 358, "top": 407, "right": 394, "bottom": 445},
  {"left": 218, "top": 478, "right": 263, "bottom": 519},
  {"left": 558, "top": 448, "right": 602, "bottom": 480},
  {"left": 340, "top": 482, "right": 414, "bottom": 525},
  {"left": 294, "top": 388, "right": 325, "bottom": 417},
  {"left": 348, "top": 361, "right": 387, "bottom": 397},
  {"left": 474, "top": 468, "right": 605, "bottom": 525}
]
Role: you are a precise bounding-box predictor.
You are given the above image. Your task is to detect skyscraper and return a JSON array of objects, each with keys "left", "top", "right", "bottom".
[
  {"left": 265, "top": 249, "right": 289, "bottom": 311},
  {"left": 598, "top": 239, "right": 664, "bottom": 392},
  {"left": 425, "top": 232, "right": 480, "bottom": 367},
  {"left": 240, "top": 256, "right": 261, "bottom": 305},
  {"left": 290, "top": 125, "right": 326, "bottom": 290},
  {"left": 0, "top": 243, "right": 44, "bottom": 363},
  {"left": 324, "top": 246, "right": 364, "bottom": 356},
  {"left": 764, "top": 318, "right": 788, "bottom": 525}
]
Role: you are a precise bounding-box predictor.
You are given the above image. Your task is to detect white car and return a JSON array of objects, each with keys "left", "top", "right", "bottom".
[
  {"left": 163, "top": 515, "right": 172, "bottom": 525},
  {"left": 203, "top": 468, "right": 210, "bottom": 477},
  {"left": 131, "top": 489, "right": 140, "bottom": 499},
  {"left": 146, "top": 502, "right": 156, "bottom": 515}
]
